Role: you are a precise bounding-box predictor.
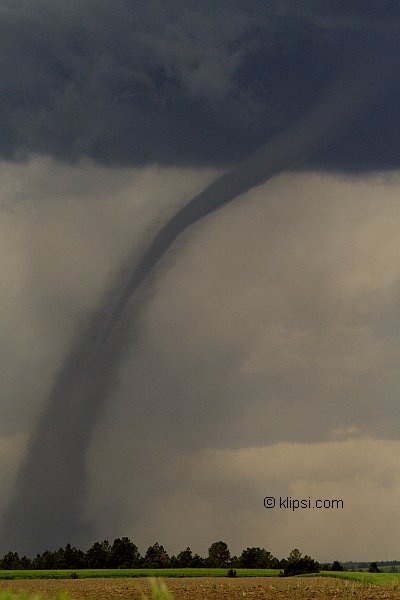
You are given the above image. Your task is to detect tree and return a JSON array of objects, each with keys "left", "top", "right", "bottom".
[
  {"left": 65, "top": 543, "right": 86, "bottom": 569},
  {"left": 28, "top": 545, "right": 83, "bottom": 569},
  {"left": 33, "top": 549, "right": 63, "bottom": 569},
  {"left": 169, "top": 555, "right": 178, "bottom": 567},
  {"left": 280, "top": 548, "right": 319, "bottom": 577},
  {"left": 143, "top": 542, "right": 170, "bottom": 568},
  {"left": 85, "top": 540, "right": 111, "bottom": 568},
  {"left": 239, "top": 547, "right": 277, "bottom": 568},
  {"left": 0, "top": 551, "right": 22, "bottom": 569},
  {"left": 288, "top": 548, "right": 302, "bottom": 562},
  {"left": 207, "top": 541, "right": 231, "bottom": 568},
  {"left": 109, "top": 537, "right": 141, "bottom": 568},
  {"left": 190, "top": 553, "right": 204, "bottom": 567},
  {"left": 331, "top": 560, "right": 344, "bottom": 571},
  {"left": 368, "top": 562, "right": 381, "bottom": 573},
  {"left": 176, "top": 547, "right": 193, "bottom": 568},
  {"left": 19, "top": 555, "right": 32, "bottom": 570},
  {"left": 230, "top": 555, "right": 239, "bottom": 568}
]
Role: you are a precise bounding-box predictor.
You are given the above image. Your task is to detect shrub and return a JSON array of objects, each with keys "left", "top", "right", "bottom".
[
  {"left": 280, "top": 548, "right": 320, "bottom": 577},
  {"left": 331, "top": 560, "right": 344, "bottom": 571},
  {"left": 368, "top": 562, "right": 381, "bottom": 573}
]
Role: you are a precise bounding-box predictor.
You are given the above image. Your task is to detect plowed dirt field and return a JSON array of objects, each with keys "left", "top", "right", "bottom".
[{"left": 1, "top": 577, "right": 399, "bottom": 600}]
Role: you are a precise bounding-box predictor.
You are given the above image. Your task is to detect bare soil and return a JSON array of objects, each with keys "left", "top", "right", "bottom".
[{"left": 1, "top": 576, "right": 399, "bottom": 600}]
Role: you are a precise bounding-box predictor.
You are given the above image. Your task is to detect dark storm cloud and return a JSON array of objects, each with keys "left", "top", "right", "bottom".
[{"left": 0, "top": 0, "right": 399, "bottom": 169}]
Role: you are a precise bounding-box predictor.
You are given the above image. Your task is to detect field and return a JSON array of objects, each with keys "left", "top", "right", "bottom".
[
  {"left": 1, "top": 574, "right": 400, "bottom": 600},
  {"left": 321, "top": 571, "right": 400, "bottom": 584},
  {"left": 2, "top": 569, "right": 400, "bottom": 583},
  {"left": 0, "top": 569, "right": 280, "bottom": 580}
]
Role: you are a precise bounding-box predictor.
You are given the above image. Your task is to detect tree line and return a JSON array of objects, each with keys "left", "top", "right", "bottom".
[{"left": 0, "top": 538, "right": 333, "bottom": 574}]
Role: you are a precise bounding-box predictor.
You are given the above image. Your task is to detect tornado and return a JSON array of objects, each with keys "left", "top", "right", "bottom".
[{"left": 0, "top": 44, "right": 396, "bottom": 556}]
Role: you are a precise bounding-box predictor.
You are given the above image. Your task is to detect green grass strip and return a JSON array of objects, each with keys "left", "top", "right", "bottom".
[
  {"left": 321, "top": 571, "right": 400, "bottom": 585},
  {"left": 0, "top": 568, "right": 280, "bottom": 580}
]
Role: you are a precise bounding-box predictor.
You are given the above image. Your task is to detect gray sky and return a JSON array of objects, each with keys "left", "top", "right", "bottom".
[
  {"left": 1, "top": 0, "right": 400, "bottom": 562},
  {"left": 2, "top": 161, "right": 400, "bottom": 561}
]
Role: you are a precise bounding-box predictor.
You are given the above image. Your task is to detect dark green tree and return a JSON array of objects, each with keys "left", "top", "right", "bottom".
[
  {"left": 230, "top": 555, "right": 239, "bottom": 568},
  {"left": 368, "top": 562, "right": 381, "bottom": 573},
  {"left": 0, "top": 551, "right": 22, "bottom": 569},
  {"left": 143, "top": 542, "right": 170, "bottom": 568},
  {"left": 280, "top": 548, "right": 319, "bottom": 577},
  {"left": 169, "top": 555, "right": 178, "bottom": 567},
  {"left": 331, "top": 560, "right": 344, "bottom": 571},
  {"left": 47, "top": 543, "right": 85, "bottom": 569},
  {"left": 190, "top": 553, "right": 204, "bottom": 567},
  {"left": 239, "top": 547, "right": 277, "bottom": 568},
  {"left": 19, "top": 555, "right": 32, "bottom": 570},
  {"left": 33, "top": 549, "right": 61, "bottom": 569},
  {"left": 109, "top": 537, "right": 141, "bottom": 568},
  {"left": 85, "top": 540, "right": 111, "bottom": 568},
  {"left": 63, "top": 543, "right": 86, "bottom": 569},
  {"left": 207, "top": 541, "right": 231, "bottom": 568},
  {"left": 176, "top": 547, "right": 193, "bottom": 568}
]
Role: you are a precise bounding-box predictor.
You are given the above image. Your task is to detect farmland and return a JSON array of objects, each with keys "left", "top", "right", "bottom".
[
  {"left": 1, "top": 575, "right": 400, "bottom": 600},
  {"left": 321, "top": 571, "right": 400, "bottom": 585},
  {"left": 1, "top": 572, "right": 400, "bottom": 600}
]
